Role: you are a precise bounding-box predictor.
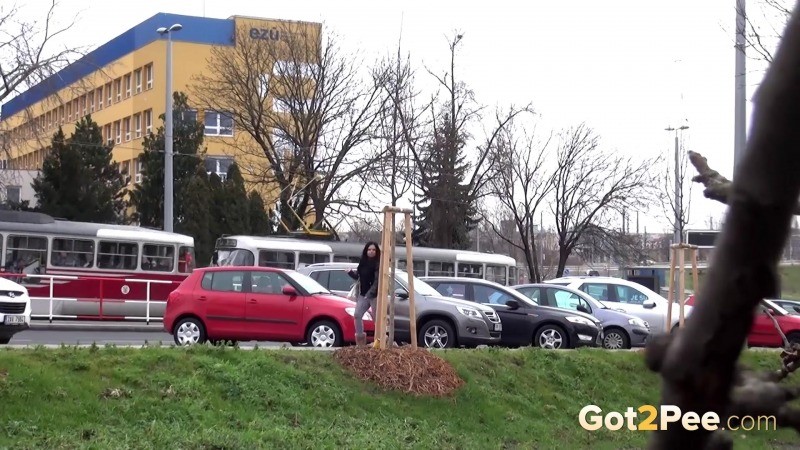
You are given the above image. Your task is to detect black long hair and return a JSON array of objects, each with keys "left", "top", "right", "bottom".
[{"left": 361, "top": 241, "right": 381, "bottom": 261}]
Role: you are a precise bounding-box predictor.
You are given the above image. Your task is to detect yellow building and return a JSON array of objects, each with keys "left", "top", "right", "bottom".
[{"left": 0, "top": 12, "right": 322, "bottom": 225}]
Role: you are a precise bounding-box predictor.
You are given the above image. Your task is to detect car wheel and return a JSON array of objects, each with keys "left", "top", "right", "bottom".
[
  {"left": 419, "top": 319, "right": 456, "bottom": 349},
  {"left": 602, "top": 327, "right": 630, "bottom": 350},
  {"left": 306, "top": 320, "right": 342, "bottom": 348},
  {"left": 173, "top": 317, "right": 206, "bottom": 346},
  {"left": 787, "top": 332, "right": 800, "bottom": 347},
  {"left": 534, "top": 324, "right": 569, "bottom": 349}
]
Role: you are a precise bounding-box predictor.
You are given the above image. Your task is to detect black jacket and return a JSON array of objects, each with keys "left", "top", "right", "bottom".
[{"left": 348, "top": 259, "right": 379, "bottom": 298}]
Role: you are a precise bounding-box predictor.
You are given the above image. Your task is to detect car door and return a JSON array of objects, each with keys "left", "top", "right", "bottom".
[
  {"left": 246, "top": 271, "right": 305, "bottom": 341},
  {"left": 471, "top": 283, "right": 535, "bottom": 346},
  {"left": 750, "top": 303, "right": 783, "bottom": 347},
  {"left": 200, "top": 270, "right": 248, "bottom": 339},
  {"left": 610, "top": 283, "right": 665, "bottom": 333},
  {"left": 546, "top": 287, "right": 594, "bottom": 317}
]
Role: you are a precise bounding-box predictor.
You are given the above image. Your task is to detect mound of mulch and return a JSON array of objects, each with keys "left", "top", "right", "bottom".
[{"left": 333, "top": 345, "right": 464, "bottom": 397}]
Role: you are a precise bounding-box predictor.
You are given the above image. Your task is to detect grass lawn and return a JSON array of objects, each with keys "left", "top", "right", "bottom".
[
  {"left": 685, "top": 264, "right": 800, "bottom": 300},
  {"left": 0, "top": 345, "right": 798, "bottom": 449}
]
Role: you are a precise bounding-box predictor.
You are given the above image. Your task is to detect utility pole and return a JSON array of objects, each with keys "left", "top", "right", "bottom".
[
  {"left": 665, "top": 125, "right": 689, "bottom": 245},
  {"left": 734, "top": 0, "right": 747, "bottom": 173}
]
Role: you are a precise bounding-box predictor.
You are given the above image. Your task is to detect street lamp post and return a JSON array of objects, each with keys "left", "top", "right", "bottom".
[
  {"left": 156, "top": 23, "right": 182, "bottom": 232},
  {"left": 665, "top": 125, "right": 689, "bottom": 245}
]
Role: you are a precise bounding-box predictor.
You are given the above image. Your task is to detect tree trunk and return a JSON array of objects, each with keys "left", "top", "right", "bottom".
[{"left": 647, "top": 5, "right": 800, "bottom": 448}]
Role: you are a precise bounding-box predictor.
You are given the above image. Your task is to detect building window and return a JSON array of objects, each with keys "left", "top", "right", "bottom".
[
  {"left": 106, "top": 83, "right": 112, "bottom": 105},
  {"left": 104, "top": 124, "right": 112, "bottom": 146},
  {"left": 114, "top": 78, "right": 122, "bottom": 102},
  {"left": 114, "top": 121, "right": 121, "bottom": 144},
  {"left": 144, "top": 109, "right": 152, "bottom": 134},
  {"left": 97, "top": 87, "right": 103, "bottom": 110},
  {"left": 66, "top": 102, "right": 72, "bottom": 121},
  {"left": 81, "top": 95, "right": 87, "bottom": 116},
  {"left": 134, "top": 113, "right": 141, "bottom": 138},
  {"left": 5, "top": 186, "right": 20, "bottom": 204},
  {"left": 124, "top": 117, "right": 131, "bottom": 141},
  {"left": 124, "top": 74, "right": 132, "bottom": 98},
  {"left": 88, "top": 92, "right": 94, "bottom": 113},
  {"left": 145, "top": 63, "right": 153, "bottom": 90},
  {"left": 203, "top": 111, "right": 233, "bottom": 136},
  {"left": 204, "top": 157, "right": 234, "bottom": 181},
  {"left": 135, "top": 158, "right": 143, "bottom": 184},
  {"left": 134, "top": 69, "right": 142, "bottom": 94}
]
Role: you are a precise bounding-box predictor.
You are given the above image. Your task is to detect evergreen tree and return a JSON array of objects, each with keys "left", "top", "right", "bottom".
[
  {"left": 412, "top": 113, "right": 479, "bottom": 249},
  {"left": 248, "top": 190, "right": 273, "bottom": 235},
  {"left": 176, "top": 165, "right": 213, "bottom": 266},
  {"left": 207, "top": 173, "right": 226, "bottom": 238},
  {"left": 129, "top": 92, "right": 205, "bottom": 228},
  {"left": 33, "top": 117, "right": 127, "bottom": 223},
  {"left": 221, "top": 163, "right": 250, "bottom": 235}
]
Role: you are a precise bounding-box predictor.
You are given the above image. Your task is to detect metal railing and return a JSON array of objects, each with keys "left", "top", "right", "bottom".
[{"left": 0, "top": 273, "right": 179, "bottom": 324}]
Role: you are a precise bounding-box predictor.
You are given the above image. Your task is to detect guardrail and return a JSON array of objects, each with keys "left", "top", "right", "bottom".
[{"left": 0, "top": 273, "right": 179, "bottom": 324}]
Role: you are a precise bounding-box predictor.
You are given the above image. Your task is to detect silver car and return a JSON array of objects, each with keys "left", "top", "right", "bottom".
[
  {"left": 512, "top": 283, "right": 650, "bottom": 349},
  {"left": 297, "top": 263, "right": 502, "bottom": 349}
]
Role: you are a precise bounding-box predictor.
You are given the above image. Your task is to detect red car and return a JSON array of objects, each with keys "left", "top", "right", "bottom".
[
  {"left": 686, "top": 295, "right": 800, "bottom": 347},
  {"left": 163, "top": 266, "right": 374, "bottom": 347}
]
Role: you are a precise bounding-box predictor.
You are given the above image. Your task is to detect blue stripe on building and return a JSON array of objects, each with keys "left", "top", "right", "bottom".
[{"left": 1, "top": 13, "right": 235, "bottom": 120}]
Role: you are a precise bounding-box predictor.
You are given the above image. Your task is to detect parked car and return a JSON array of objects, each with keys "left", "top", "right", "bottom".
[
  {"left": 750, "top": 299, "right": 800, "bottom": 347},
  {"left": 545, "top": 276, "right": 694, "bottom": 335},
  {"left": 163, "top": 266, "right": 374, "bottom": 348},
  {"left": 770, "top": 299, "right": 800, "bottom": 315},
  {"left": 512, "top": 283, "right": 650, "bottom": 349},
  {"left": 0, "top": 277, "right": 31, "bottom": 345},
  {"left": 297, "top": 263, "right": 502, "bottom": 349},
  {"left": 420, "top": 276, "right": 603, "bottom": 349}
]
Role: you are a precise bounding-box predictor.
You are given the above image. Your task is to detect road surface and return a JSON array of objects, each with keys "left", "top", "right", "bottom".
[{"left": 6, "top": 328, "right": 312, "bottom": 349}]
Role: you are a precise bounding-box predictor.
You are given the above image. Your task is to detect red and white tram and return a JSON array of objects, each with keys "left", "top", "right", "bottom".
[{"left": 0, "top": 210, "right": 194, "bottom": 321}]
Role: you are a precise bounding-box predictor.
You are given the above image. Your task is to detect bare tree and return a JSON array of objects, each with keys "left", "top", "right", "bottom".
[
  {"left": 659, "top": 132, "right": 694, "bottom": 241},
  {"left": 191, "top": 23, "right": 387, "bottom": 234},
  {"left": 365, "top": 40, "right": 431, "bottom": 207},
  {"left": 551, "top": 123, "right": 656, "bottom": 277},
  {"left": 647, "top": 3, "right": 800, "bottom": 448},
  {"left": 733, "top": 0, "right": 791, "bottom": 65},
  {"left": 486, "top": 113, "right": 554, "bottom": 282}
]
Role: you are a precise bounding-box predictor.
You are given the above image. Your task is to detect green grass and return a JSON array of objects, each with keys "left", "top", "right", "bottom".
[
  {"left": 685, "top": 264, "right": 800, "bottom": 300},
  {"left": 0, "top": 345, "right": 798, "bottom": 449}
]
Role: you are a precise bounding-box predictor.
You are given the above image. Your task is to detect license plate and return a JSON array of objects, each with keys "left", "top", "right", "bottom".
[
  {"left": 4, "top": 315, "right": 25, "bottom": 325},
  {"left": 493, "top": 323, "right": 502, "bottom": 332}
]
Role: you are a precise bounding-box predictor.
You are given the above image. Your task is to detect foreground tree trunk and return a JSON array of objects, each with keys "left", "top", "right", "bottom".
[{"left": 647, "top": 2, "right": 800, "bottom": 448}]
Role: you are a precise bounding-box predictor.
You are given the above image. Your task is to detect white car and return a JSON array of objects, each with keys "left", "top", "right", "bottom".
[
  {"left": 0, "top": 277, "right": 31, "bottom": 344},
  {"left": 545, "top": 276, "right": 693, "bottom": 335}
]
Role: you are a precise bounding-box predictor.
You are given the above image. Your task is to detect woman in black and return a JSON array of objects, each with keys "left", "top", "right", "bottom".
[{"left": 347, "top": 241, "right": 380, "bottom": 346}]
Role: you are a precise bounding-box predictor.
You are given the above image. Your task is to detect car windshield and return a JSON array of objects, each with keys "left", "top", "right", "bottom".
[
  {"left": 394, "top": 270, "right": 441, "bottom": 296},
  {"left": 763, "top": 299, "right": 790, "bottom": 315},
  {"left": 284, "top": 270, "right": 330, "bottom": 295}
]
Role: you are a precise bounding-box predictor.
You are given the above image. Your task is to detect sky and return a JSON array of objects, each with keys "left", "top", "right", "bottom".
[{"left": 8, "top": 0, "right": 782, "bottom": 235}]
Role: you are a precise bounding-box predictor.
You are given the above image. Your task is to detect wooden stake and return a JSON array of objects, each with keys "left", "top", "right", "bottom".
[
  {"left": 679, "top": 247, "right": 686, "bottom": 327},
  {"left": 666, "top": 246, "right": 676, "bottom": 333},
  {"left": 404, "top": 213, "right": 418, "bottom": 348},
  {"left": 388, "top": 215, "right": 396, "bottom": 346},
  {"left": 691, "top": 246, "right": 699, "bottom": 303},
  {"left": 374, "top": 210, "right": 391, "bottom": 349}
]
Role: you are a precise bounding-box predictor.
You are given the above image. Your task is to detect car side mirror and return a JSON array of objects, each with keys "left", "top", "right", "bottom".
[
  {"left": 643, "top": 300, "right": 656, "bottom": 309},
  {"left": 577, "top": 304, "right": 589, "bottom": 314},
  {"left": 505, "top": 299, "right": 520, "bottom": 310},
  {"left": 395, "top": 288, "right": 409, "bottom": 300},
  {"left": 282, "top": 285, "right": 297, "bottom": 296}
]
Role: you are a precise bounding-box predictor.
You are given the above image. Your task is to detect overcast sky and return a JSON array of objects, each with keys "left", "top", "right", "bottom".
[{"left": 8, "top": 0, "right": 783, "bottom": 235}]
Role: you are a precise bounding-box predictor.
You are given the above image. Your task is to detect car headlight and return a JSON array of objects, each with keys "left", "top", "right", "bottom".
[
  {"left": 345, "top": 307, "right": 373, "bottom": 321},
  {"left": 566, "top": 316, "right": 595, "bottom": 326},
  {"left": 456, "top": 306, "right": 481, "bottom": 318},
  {"left": 628, "top": 318, "right": 647, "bottom": 327}
]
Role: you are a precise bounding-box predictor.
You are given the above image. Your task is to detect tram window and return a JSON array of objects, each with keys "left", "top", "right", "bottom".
[
  {"left": 333, "top": 255, "right": 359, "bottom": 263},
  {"left": 51, "top": 238, "right": 95, "bottom": 268},
  {"left": 258, "top": 250, "right": 294, "bottom": 269},
  {"left": 218, "top": 249, "right": 254, "bottom": 267},
  {"left": 178, "top": 246, "right": 195, "bottom": 273},
  {"left": 97, "top": 241, "right": 138, "bottom": 270},
  {"left": 459, "top": 263, "right": 483, "bottom": 279},
  {"left": 298, "top": 252, "right": 329, "bottom": 267},
  {"left": 142, "top": 244, "right": 175, "bottom": 272},
  {"left": 428, "top": 261, "right": 454, "bottom": 277},
  {"left": 486, "top": 265, "right": 507, "bottom": 285},
  {"left": 397, "top": 259, "right": 426, "bottom": 277},
  {"left": 5, "top": 235, "right": 47, "bottom": 274}
]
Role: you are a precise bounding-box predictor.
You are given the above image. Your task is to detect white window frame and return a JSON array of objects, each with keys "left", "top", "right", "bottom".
[
  {"left": 115, "top": 79, "right": 122, "bottom": 102},
  {"left": 124, "top": 117, "right": 131, "bottom": 141},
  {"left": 134, "top": 69, "right": 142, "bottom": 94},
  {"left": 124, "top": 74, "right": 132, "bottom": 98},
  {"left": 145, "top": 110, "right": 152, "bottom": 134},
  {"left": 105, "top": 124, "right": 112, "bottom": 146},
  {"left": 134, "top": 113, "right": 141, "bottom": 138},
  {"left": 203, "top": 111, "right": 234, "bottom": 137},
  {"left": 145, "top": 64, "right": 153, "bottom": 90},
  {"left": 88, "top": 92, "right": 95, "bottom": 113},
  {"left": 106, "top": 83, "right": 112, "bottom": 105},
  {"left": 114, "top": 121, "right": 121, "bottom": 144},
  {"left": 97, "top": 88, "right": 104, "bottom": 110}
]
